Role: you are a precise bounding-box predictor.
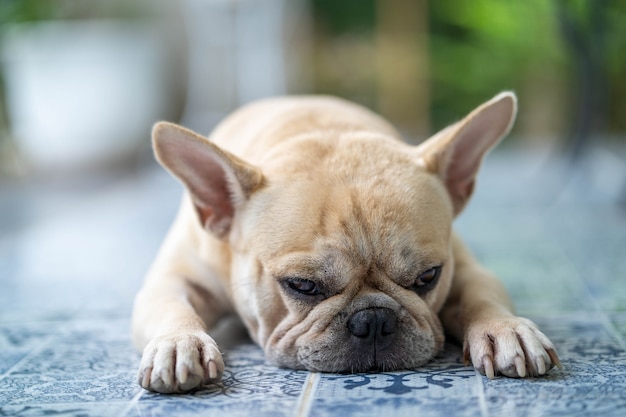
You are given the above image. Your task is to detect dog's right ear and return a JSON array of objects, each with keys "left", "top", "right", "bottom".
[{"left": 152, "top": 122, "right": 264, "bottom": 238}]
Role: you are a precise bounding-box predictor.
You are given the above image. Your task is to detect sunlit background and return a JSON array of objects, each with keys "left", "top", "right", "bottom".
[{"left": 1, "top": 0, "right": 625, "bottom": 230}]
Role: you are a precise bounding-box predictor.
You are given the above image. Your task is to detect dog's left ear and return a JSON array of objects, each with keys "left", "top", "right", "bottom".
[
  {"left": 416, "top": 92, "right": 517, "bottom": 215},
  {"left": 152, "top": 122, "right": 264, "bottom": 238}
]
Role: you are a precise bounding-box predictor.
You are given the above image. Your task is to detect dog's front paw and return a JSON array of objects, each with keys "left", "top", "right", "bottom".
[
  {"left": 463, "top": 316, "right": 562, "bottom": 379},
  {"left": 138, "top": 332, "right": 224, "bottom": 393}
]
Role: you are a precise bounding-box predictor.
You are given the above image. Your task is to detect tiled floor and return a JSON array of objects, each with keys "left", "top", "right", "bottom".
[{"left": 1, "top": 147, "right": 625, "bottom": 416}]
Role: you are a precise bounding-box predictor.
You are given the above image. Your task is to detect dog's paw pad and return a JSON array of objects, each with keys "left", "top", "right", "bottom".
[
  {"left": 464, "top": 316, "right": 562, "bottom": 379},
  {"left": 138, "top": 332, "right": 224, "bottom": 393}
]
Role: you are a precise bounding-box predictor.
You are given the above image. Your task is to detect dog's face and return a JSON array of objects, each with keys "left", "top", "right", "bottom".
[
  {"left": 229, "top": 136, "right": 454, "bottom": 371},
  {"left": 153, "top": 92, "right": 517, "bottom": 372}
]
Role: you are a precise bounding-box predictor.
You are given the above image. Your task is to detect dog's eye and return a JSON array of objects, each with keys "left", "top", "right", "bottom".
[
  {"left": 285, "top": 278, "right": 321, "bottom": 296},
  {"left": 412, "top": 266, "right": 442, "bottom": 295}
]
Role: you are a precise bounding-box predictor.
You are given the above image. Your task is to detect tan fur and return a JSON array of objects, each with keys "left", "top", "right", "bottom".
[{"left": 132, "top": 94, "right": 561, "bottom": 393}]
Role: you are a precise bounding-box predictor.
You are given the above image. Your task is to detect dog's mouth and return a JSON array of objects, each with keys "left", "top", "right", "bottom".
[
  {"left": 291, "top": 332, "right": 435, "bottom": 374},
  {"left": 305, "top": 347, "right": 431, "bottom": 374},
  {"left": 336, "top": 356, "right": 405, "bottom": 374}
]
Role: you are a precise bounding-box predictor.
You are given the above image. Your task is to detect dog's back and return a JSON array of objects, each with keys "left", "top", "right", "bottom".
[{"left": 208, "top": 96, "right": 402, "bottom": 158}]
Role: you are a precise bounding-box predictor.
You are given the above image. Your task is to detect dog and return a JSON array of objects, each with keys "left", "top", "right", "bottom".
[{"left": 132, "top": 92, "right": 561, "bottom": 393}]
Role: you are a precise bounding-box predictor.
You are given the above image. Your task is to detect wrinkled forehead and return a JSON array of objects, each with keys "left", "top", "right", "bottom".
[{"left": 247, "top": 170, "right": 453, "bottom": 275}]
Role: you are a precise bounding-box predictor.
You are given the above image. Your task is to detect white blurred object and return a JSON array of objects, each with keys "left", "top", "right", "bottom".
[
  {"left": 180, "top": 0, "right": 311, "bottom": 134},
  {"left": 1, "top": 20, "right": 168, "bottom": 173}
]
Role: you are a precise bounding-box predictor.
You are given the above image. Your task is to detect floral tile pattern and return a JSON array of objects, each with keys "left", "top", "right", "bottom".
[{"left": 1, "top": 151, "right": 625, "bottom": 417}]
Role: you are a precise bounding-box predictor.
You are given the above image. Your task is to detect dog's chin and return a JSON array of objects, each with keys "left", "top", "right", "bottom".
[
  {"left": 267, "top": 329, "right": 441, "bottom": 374},
  {"left": 301, "top": 350, "right": 434, "bottom": 374}
]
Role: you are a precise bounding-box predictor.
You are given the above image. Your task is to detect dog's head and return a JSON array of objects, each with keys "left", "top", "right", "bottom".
[{"left": 152, "top": 92, "right": 517, "bottom": 372}]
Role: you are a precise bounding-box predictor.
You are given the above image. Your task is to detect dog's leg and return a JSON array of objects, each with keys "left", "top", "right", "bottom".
[
  {"left": 415, "top": 92, "right": 561, "bottom": 377},
  {"left": 133, "top": 122, "right": 264, "bottom": 393},
  {"left": 132, "top": 207, "right": 233, "bottom": 394},
  {"left": 440, "top": 234, "right": 562, "bottom": 378}
]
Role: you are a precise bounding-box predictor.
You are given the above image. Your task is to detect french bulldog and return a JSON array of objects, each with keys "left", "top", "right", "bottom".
[{"left": 132, "top": 92, "right": 561, "bottom": 393}]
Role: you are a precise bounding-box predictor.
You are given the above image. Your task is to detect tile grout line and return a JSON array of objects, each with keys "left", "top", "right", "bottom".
[
  {"left": 475, "top": 370, "right": 490, "bottom": 417},
  {"left": 293, "top": 372, "right": 321, "bottom": 417},
  {"left": 599, "top": 313, "right": 626, "bottom": 351},
  {"left": 0, "top": 330, "right": 61, "bottom": 382},
  {"left": 549, "top": 236, "right": 626, "bottom": 350},
  {"left": 119, "top": 388, "right": 146, "bottom": 417}
]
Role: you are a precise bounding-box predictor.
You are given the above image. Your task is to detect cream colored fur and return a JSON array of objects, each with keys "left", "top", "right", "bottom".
[{"left": 132, "top": 93, "right": 561, "bottom": 393}]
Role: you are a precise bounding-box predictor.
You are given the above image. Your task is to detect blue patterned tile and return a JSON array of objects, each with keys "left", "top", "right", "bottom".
[
  {"left": 1, "top": 152, "right": 625, "bottom": 416},
  {"left": 554, "top": 235, "right": 626, "bottom": 312},
  {"left": 482, "top": 241, "right": 590, "bottom": 315},
  {"left": 0, "top": 321, "right": 60, "bottom": 374},
  {"left": 0, "top": 372, "right": 140, "bottom": 406},
  {"left": 532, "top": 312, "right": 625, "bottom": 348},
  {"left": 128, "top": 344, "right": 308, "bottom": 417},
  {"left": 128, "top": 399, "right": 296, "bottom": 417},
  {"left": 310, "top": 371, "right": 483, "bottom": 417},
  {"left": 129, "top": 399, "right": 298, "bottom": 417},
  {"left": 0, "top": 319, "right": 140, "bottom": 408},
  {"left": 7, "top": 319, "right": 138, "bottom": 377},
  {"left": 307, "top": 344, "right": 483, "bottom": 417},
  {"left": 0, "top": 353, "right": 27, "bottom": 376},
  {"left": 482, "top": 381, "right": 626, "bottom": 417},
  {"left": 0, "top": 403, "right": 130, "bottom": 417},
  {"left": 311, "top": 397, "right": 483, "bottom": 417}
]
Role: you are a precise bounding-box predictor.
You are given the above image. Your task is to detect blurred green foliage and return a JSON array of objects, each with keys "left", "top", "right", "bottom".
[
  {"left": 312, "top": 0, "right": 377, "bottom": 34},
  {"left": 0, "top": 0, "right": 149, "bottom": 23},
  {"left": 0, "top": 0, "right": 56, "bottom": 22},
  {"left": 312, "top": 0, "right": 626, "bottom": 137},
  {"left": 1, "top": 0, "right": 624, "bottom": 139},
  {"left": 428, "top": 1, "right": 565, "bottom": 124}
]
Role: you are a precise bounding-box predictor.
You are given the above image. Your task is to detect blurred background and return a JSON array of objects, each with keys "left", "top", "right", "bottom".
[
  {"left": 0, "top": 0, "right": 625, "bottom": 232},
  {"left": 2, "top": 2, "right": 626, "bottom": 413}
]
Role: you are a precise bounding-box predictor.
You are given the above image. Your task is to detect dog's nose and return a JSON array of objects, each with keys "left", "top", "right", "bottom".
[{"left": 347, "top": 307, "right": 397, "bottom": 350}]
